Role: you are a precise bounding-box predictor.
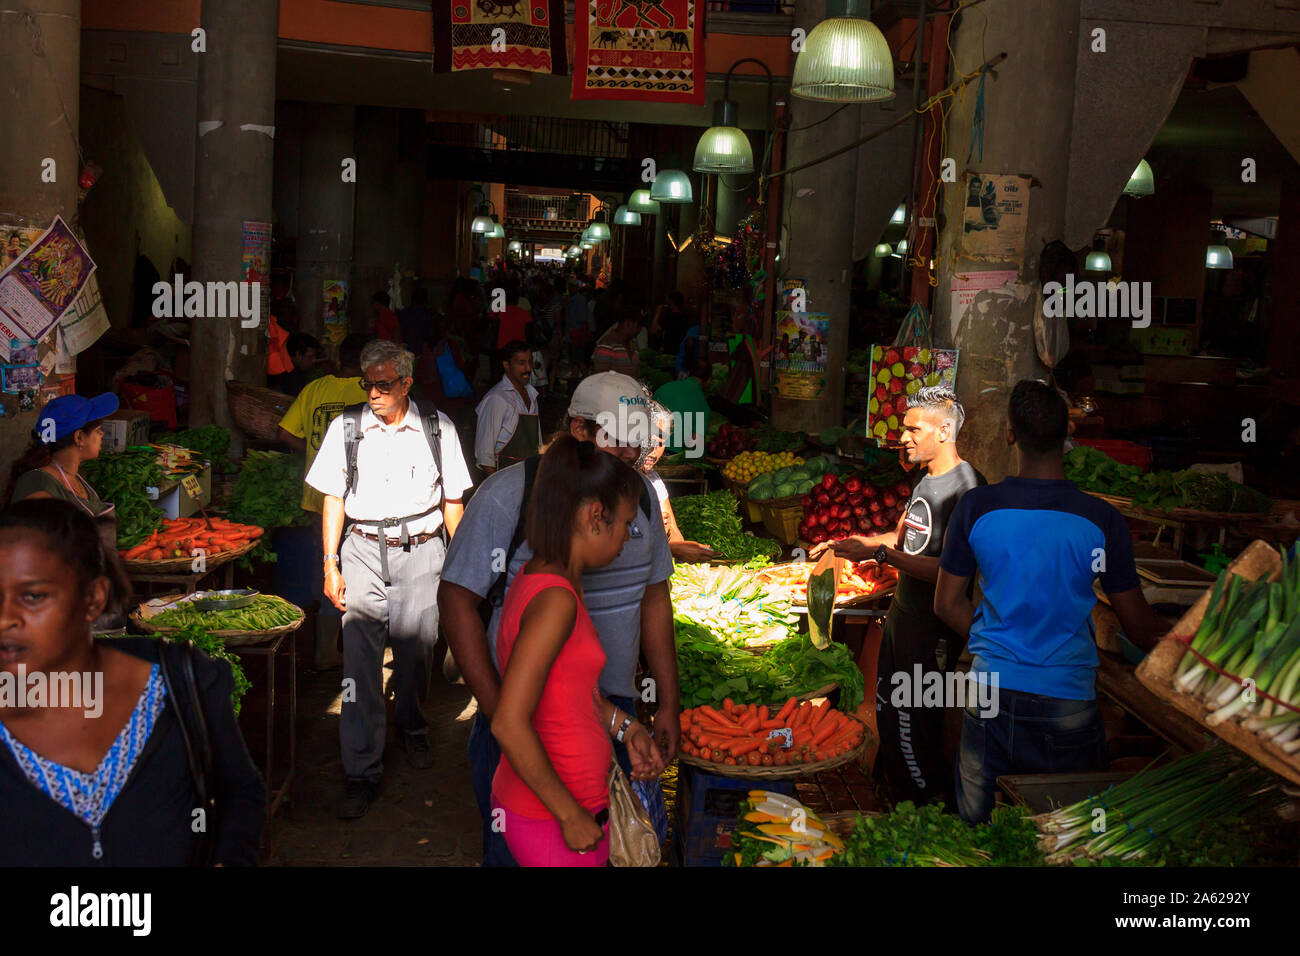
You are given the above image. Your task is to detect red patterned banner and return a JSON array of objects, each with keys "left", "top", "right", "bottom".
[
  {"left": 572, "top": 0, "right": 706, "bottom": 104},
  {"left": 433, "top": 0, "right": 567, "bottom": 74}
]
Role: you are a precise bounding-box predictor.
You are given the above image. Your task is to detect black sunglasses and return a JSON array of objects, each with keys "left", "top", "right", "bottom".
[{"left": 360, "top": 377, "right": 404, "bottom": 394}]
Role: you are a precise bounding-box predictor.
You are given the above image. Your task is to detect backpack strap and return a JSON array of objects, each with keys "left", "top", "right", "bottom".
[
  {"left": 158, "top": 640, "right": 217, "bottom": 866},
  {"left": 486, "top": 453, "right": 541, "bottom": 609},
  {"left": 420, "top": 401, "right": 447, "bottom": 544}
]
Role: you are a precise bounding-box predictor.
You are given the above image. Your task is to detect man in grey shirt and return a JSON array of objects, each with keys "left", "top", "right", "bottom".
[{"left": 438, "top": 371, "right": 679, "bottom": 866}]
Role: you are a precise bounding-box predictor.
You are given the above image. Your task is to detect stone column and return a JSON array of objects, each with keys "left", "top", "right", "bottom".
[
  {"left": 0, "top": 0, "right": 80, "bottom": 464},
  {"left": 189, "top": 0, "right": 279, "bottom": 427},
  {"left": 293, "top": 103, "right": 356, "bottom": 341}
]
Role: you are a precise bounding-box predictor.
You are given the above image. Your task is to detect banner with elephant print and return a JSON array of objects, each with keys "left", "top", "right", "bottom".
[
  {"left": 433, "top": 0, "right": 567, "bottom": 74},
  {"left": 572, "top": 0, "right": 705, "bottom": 104}
]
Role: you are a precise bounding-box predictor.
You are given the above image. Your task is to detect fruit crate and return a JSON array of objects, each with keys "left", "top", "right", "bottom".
[
  {"left": 675, "top": 766, "right": 795, "bottom": 867},
  {"left": 759, "top": 497, "right": 803, "bottom": 546}
]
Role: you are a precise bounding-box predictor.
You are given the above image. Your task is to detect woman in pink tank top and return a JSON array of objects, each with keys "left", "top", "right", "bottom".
[{"left": 491, "top": 436, "right": 666, "bottom": 865}]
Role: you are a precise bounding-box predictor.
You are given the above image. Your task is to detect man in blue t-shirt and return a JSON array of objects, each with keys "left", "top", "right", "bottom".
[{"left": 935, "top": 380, "right": 1166, "bottom": 823}]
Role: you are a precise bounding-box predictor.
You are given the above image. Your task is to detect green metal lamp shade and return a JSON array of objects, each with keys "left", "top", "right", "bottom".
[
  {"left": 613, "top": 204, "right": 642, "bottom": 226},
  {"left": 1124, "top": 159, "right": 1155, "bottom": 198},
  {"left": 567, "top": 245, "right": 581, "bottom": 257},
  {"left": 890, "top": 204, "right": 905, "bottom": 224},
  {"left": 792, "top": 16, "right": 896, "bottom": 103},
  {"left": 490, "top": 223, "right": 506, "bottom": 239},
  {"left": 1206, "top": 244, "right": 1233, "bottom": 269},
  {"left": 471, "top": 214, "right": 495, "bottom": 234},
  {"left": 693, "top": 126, "right": 754, "bottom": 174},
  {"left": 580, "top": 240, "right": 594, "bottom": 250},
  {"left": 508, "top": 240, "right": 522, "bottom": 252},
  {"left": 893, "top": 238, "right": 907, "bottom": 257},
  {"left": 650, "top": 170, "right": 693, "bottom": 204},
  {"left": 587, "top": 220, "right": 611, "bottom": 241},
  {"left": 628, "top": 189, "right": 660, "bottom": 214},
  {"left": 873, "top": 242, "right": 892, "bottom": 258},
  {"left": 1085, "top": 250, "right": 1112, "bottom": 272}
]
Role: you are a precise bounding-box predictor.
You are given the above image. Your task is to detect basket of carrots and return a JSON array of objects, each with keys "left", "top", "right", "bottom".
[
  {"left": 676, "top": 697, "right": 871, "bottom": 778},
  {"left": 118, "top": 517, "right": 265, "bottom": 573}
]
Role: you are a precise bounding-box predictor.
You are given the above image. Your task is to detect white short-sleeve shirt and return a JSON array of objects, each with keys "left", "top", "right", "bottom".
[{"left": 306, "top": 399, "right": 473, "bottom": 536}]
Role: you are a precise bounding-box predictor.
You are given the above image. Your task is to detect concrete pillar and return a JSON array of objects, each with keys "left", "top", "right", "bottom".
[
  {"left": 652, "top": 208, "right": 669, "bottom": 302},
  {"left": 0, "top": 0, "right": 79, "bottom": 464},
  {"left": 772, "top": 0, "right": 858, "bottom": 433},
  {"left": 292, "top": 103, "right": 356, "bottom": 341},
  {"left": 189, "top": 0, "right": 279, "bottom": 426},
  {"left": 716, "top": 172, "right": 746, "bottom": 237}
]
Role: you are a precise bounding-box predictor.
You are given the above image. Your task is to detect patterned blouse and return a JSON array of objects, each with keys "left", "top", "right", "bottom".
[{"left": 0, "top": 665, "right": 167, "bottom": 860}]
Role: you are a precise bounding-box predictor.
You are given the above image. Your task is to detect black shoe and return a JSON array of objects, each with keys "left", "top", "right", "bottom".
[
  {"left": 404, "top": 732, "right": 435, "bottom": 770},
  {"left": 337, "top": 778, "right": 377, "bottom": 819}
]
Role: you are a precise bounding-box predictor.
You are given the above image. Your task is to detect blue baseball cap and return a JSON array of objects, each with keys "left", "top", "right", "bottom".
[{"left": 35, "top": 393, "right": 119, "bottom": 442}]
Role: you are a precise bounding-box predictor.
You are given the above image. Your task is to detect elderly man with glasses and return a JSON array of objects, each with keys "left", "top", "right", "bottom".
[{"left": 306, "top": 339, "right": 474, "bottom": 819}]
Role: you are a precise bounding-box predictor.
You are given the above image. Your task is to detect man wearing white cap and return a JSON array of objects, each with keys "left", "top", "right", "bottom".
[{"left": 439, "top": 371, "right": 679, "bottom": 866}]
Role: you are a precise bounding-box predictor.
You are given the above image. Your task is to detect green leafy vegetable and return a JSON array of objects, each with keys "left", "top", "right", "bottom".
[
  {"left": 152, "top": 622, "right": 252, "bottom": 715},
  {"left": 155, "top": 425, "right": 234, "bottom": 474},
  {"left": 672, "top": 490, "right": 780, "bottom": 564},
  {"left": 1065, "top": 446, "right": 1270, "bottom": 513},
  {"left": 82, "top": 449, "right": 166, "bottom": 548},
  {"left": 830, "top": 802, "right": 1044, "bottom": 867},
  {"left": 226, "top": 449, "right": 310, "bottom": 531}
]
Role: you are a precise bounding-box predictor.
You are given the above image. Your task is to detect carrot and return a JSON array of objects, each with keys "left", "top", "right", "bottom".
[
  {"left": 760, "top": 753, "right": 773, "bottom": 766},
  {"left": 697, "top": 704, "right": 729, "bottom": 724},
  {"left": 740, "top": 713, "right": 761, "bottom": 733},
  {"left": 758, "top": 719, "right": 783, "bottom": 731},
  {"left": 745, "top": 751, "right": 762, "bottom": 766},
  {"left": 809, "top": 702, "right": 830, "bottom": 731},
  {"left": 727, "top": 738, "right": 763, "bottom": 757},
  {"left": 724, "top": 757, "right": 736, "bottom": 766},
  {"left": 722, "top": 698, "right": 735, "bottom": 713},
  {"left": 710, "top": 749, "right": 726, "bottom": 762},
  {"left": 147, "top": 549, "right": 164, "bottom": 560},
  {"left": 811, "top": 721, "right": 838, "bottom": 747},
  {"left": 773, "top": 752, "right": 788, "bottom": 766},
  {"left": 775, "top": 697, "right": 798, "bottom": 724},
  {"left": 757, "top": 705, "right": 769, "bottom": 723}
]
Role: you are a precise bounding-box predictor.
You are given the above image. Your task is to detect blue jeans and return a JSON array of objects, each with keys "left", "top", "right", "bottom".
[
  {"left": 469, "top": 694, "right": 637, "bottom": 867},
  {"left": 954, "top": 685, "right": 1107, "bottom": 824}
]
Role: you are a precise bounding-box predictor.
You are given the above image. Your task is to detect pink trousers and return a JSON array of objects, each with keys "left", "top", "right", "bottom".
[{"left": 493, "top": 798, "right": 610, "bottom": 867}]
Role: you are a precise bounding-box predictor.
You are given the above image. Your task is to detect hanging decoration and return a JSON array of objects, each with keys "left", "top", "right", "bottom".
[
  {"left": 571, "top": 0, "right": 706, "bottom": 104},
  {"left": 433, "top": 0, "right": 568, "bottom": 75},
  {"left": 695, "top": 204, "right": 767, "bottom": 322}
]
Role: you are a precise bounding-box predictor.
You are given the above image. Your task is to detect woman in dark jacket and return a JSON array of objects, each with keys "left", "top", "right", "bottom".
[{"left": 0, "top": 499, "right": 265, "bottom": 866}]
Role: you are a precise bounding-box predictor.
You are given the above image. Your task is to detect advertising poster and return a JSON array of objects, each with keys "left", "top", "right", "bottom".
[
  {"left": 960, "top": 173, "right": 1030, "bottom": 262},
  {"left": 61, "top": 272, "right": 110, "bottom": 356},
  {"left": 772, "top": 310, "right": 829, "bottom": 401},
  {"left": 0, "top": 216, "right": 95, "bottom": 360},
  {"left": 1, "top": 224, "right": 44, "bottom": 271},
  {"left": 322, "top": 279, "right": 349, "bottom": 344},
  {"left": 949, "top": 269, "right": 1019, "bottom": 339},
  {"left": 241, "top": 220, "right": 271, "bottom": 331},
  {"left": 866, "top": 345, "right": 959, "bottom": 444},
  {"left": 780, "top": 278, "right": 809, "bottom": 312}
]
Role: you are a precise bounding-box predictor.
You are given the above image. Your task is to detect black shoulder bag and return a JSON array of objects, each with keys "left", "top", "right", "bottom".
[{"left": 158, "top": 640, "right": 218, "bottom": 867}]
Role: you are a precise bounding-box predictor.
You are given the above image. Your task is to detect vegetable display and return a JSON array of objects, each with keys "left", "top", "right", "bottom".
[
  {"left": 726, "top": 792, "right": 846, "bottom": 867},
  {"left": 155, "top": 425, "right": 234, "bottom": 474},
  {"left": 226, "top": 449, "right": 311, "bottom": 530},
  {"left": 675, "top": 623, "right": 866, "bottom": 712},
  {"left": 722, "top": 450, "right": 802, "bottom": 486},
  {"left": 1065, "top": 445, "right": 1271, "bottom": 514},
  {"left": 679, "top": 698, "right": 865, "bottom": 767},
  {"left": 669, "top": 564, "right": 796, "bottom": 647},
  {"left": 150, "top": 593, "right": 301, "bottom": 632},
  {"left": 1033, "top": 747, "right": 1283, "bottom": 864},
  {"left": 753, "top": 561, "right": 897, "bottom": 606},
  {"left": 1173, "top": 554, "right": 1300, "bottom": 751},
  {"left": 157, "top": 623, "right": 251, "bottom": 715},
  {"left": 81, "top": 448, "right": 166, "bottom": 548},
  {"left": 120, "top": 516, "right": 263, "bottom": 562},
  {"left": 671, "top": 491, "right": 780, "bottom": 564},
  {"left": 706, "top": 423, "right": 756, "bottom": 459},
  {"left": 830, "top": 802, "right": 1043, "bottom": 868},
  {"left": 744, "top": 453, "right": 830, "bottom": 502},
  {"left": 800, "top": 470, "right": 912, "bottom": 544}
]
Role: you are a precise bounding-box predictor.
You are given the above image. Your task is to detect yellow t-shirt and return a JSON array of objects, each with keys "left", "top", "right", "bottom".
[{"left": 278, "top": 374, "right": 368, "bottom": 512}]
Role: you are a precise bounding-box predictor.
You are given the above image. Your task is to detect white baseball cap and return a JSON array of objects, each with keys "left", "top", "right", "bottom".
[{"left": 567, "top": 372, "right": 655, "bottom": 446}]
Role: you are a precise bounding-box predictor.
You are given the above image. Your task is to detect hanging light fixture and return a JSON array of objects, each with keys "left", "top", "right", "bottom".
[
  {"left": 1123, "top": 159, "right": 1155, "bottom": 198},
  {"left": 873, "top": 242, "right": 892, "bottom": 258},
  {"left": 471, "top": 214, "right": 495, "bottom": 234},
  {"left": 613, "top": 204, "right": 642, "bottom": 226},
  {"left": 890, "top": 204, "right": 906, "bottom": 225},
  {"left": 893, "top": 238, "right": 908, "bottom": 258},
  {"left": 580, "top": 240, "right": 594, "bottom": 250},
  {"left": 508, "top": 240, "right": 522, "bottom": 253},
  {"left": 587, "top": 216, "right": 611, "bottom": 241},
  {"left": 1085, "top": 235, "right": 1111, "bottom": 272},
  {"left": 792, "top": 0, "right": 895, "bottom": 103},
  {"left": 628, "top": 189, "right": 660, "bottom": 215},
  {"left": 1206, "top": 228, "right": 1234, "bottom": 270},
  {"left": 650, "top": 169, "right": 693, "bottom": 204},
  {"left": 490, "top": 223, "right": 506, "bottom": 239}
]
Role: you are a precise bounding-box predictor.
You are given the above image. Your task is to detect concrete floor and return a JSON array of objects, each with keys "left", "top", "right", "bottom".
[{"left": 257, "top": 628, "right": 485, "bottom": 866}]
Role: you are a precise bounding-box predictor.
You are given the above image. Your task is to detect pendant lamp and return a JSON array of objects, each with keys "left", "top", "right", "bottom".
[
  {"left": 650, "top": 170, "right": 693, "bottom": 204},
  {"left": 792, "top": 0, "right": 895, "bottom": 103},
  {"left": 629, "top": 189, "right": 660, "bottom": 215}
]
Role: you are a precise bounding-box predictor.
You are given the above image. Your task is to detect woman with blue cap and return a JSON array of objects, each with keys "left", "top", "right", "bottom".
[{"left": 5, "top": 392, "right": 120, "bottom": 553}]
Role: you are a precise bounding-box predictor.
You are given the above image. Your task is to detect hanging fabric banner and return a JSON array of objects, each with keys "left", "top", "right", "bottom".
[
  {"left": 433, "top": 0, "right": 568, "bottom": 74},
  {"left": 572, "top": 0, "right": 705, "bottom": 104}
]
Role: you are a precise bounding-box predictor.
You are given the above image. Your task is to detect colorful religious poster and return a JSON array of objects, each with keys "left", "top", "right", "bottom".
[
  {"left": 780, "top": 278, "right": 808, "bottom": 312},
  {"left": 772, "top": 310, "right": 829, "bottom": 401},
  {"left": 322, "top": 279, "right": 350, "bottom": 344},
  {"left": 572, "top": 0, "right": 705, "bottom": 104},
  {"left": 959, "top": 173, "right": 1030, "bottom": 262},
  {"left": 0, "top": 216, "right": 95, "bottom": 361},
  {"left": 433, "top": 0, "right": 567, "bottom": 74},
  {"left": 241, "top": 220, "right": 271, "bottom": 332},
  {"left": 866, "top": 345, "right": 959, "bottom": 444}
]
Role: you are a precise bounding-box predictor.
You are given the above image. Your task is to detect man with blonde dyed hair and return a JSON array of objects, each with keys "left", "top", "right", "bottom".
[
  {"left": 306, "top": 338, "right": 474, "bottom": 819},
  {"left": 813, "top": 384, "right": 982, "bottom": 808}
]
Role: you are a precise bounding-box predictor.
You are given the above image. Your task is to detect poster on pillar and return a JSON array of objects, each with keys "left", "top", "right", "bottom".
[
  {"left": 241, "top": 221, "right": 271, "bottom": 333},
  {"left": 322, "top": 279, "right": 350, "bottom": 345},
  {"left": 432, "top": 0, "right": 568, "bottom": 74},
  {"left": 571, "top": 0, "right": 705, "bottom": 104},
  {"left": 949, "top": 269, "right": 1019, "bottom": 341},
  {"left": 61, "top": 272, "right": 110, "bottom": 356},
  {"left": 0, "top": 216, "right": 95, "bottom": 363},
  {"left": 960, "top": 173, "right": 1030, "bottom": 263},
  {"left": 772, "top": 310, "right": 829, "bottom": 401}
]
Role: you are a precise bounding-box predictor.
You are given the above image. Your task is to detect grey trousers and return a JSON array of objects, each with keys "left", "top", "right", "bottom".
[{"left": 340, "top": 531, "right": 445, "bottom": 782}]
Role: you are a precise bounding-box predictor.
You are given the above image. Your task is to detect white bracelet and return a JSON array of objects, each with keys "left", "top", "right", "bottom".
[{"left": 609, "top": 708, "right": 620, "bottom": 734}]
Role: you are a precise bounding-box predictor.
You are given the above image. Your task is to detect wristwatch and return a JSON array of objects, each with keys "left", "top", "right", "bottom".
[
  {"left": 324, "top": 554, "right": 341, "bottom": 566},
  {"left": 873, "top": 544, "right": 889, "bottom": 566}
]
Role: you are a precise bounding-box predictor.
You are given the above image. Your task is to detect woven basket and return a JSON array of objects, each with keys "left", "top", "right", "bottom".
[
  {"left": 226, "top": 381, "right": 294, "bottom": 442},
  {"left": 122, "top": 538, "right": 257, "bottom": 575},
  {"left": 677, "top": 714, "right": 872, "bottom": 779},
  {"left": 130, "top": 592, "right": 305, "bottom": 646}
]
